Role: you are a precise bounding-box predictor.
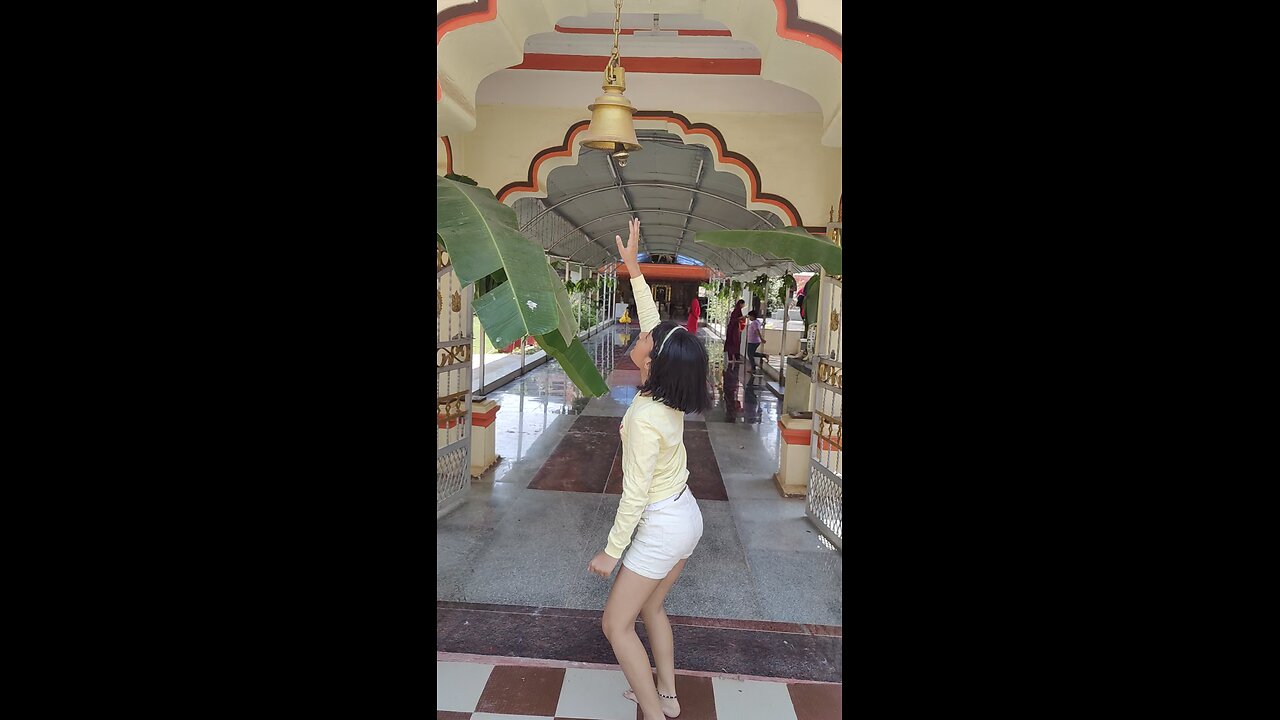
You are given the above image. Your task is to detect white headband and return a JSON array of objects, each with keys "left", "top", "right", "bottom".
[{"left": 657, "top": 326, "right": 685, "bottom": 356}]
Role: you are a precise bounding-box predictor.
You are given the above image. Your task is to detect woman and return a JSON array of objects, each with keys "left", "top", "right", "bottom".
[
  {"left": 686, "top": 295, "right": 700, "bottom": 333},
  {"left": 745, "top": 309, "right": 768, "bottom": 376},
  {"left": 725, "top": 299, "right": 745, "bottom": 364},
  {"left": 588, "top": 217, "right": 711, "bottom": 720}
]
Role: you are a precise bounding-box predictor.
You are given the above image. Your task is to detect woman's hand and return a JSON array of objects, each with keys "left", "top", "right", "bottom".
[
  {"left": 588, "top": 551, "right": 619, "bottom": 578},
  {"left": 615, "top": 217, "right": 641, "bottom": 275}
]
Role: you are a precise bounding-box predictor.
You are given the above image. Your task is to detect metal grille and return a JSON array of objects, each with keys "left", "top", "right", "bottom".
[
  {"left": 437, "top": 444, "right": 469, "bottom": 513},
  {"left": 808, "top": 463, "right": 842, "bottom": 549},
  {"left": 807, "top": 267, "right": 842, "bottom": 548},
  {"left": 438, "top": 242, "right": 473, "bottom": 517}
]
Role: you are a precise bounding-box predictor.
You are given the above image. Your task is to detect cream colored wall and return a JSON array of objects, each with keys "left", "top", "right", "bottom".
[
  {"left": 457, "top": 106, "right": 576, "bottom": 192},
  {"left": 437, "top": 136, "right": 448, "bottom": 175},
  {"left": 795, "top": 0, "right": 842, "bottom": 32},
  {"left": 458, "top": 105, "right": 840, "bottom": 227},
  {"left": 829, "top": 150, "right": 842, "bottom": 221},
  {"left": 437, "top": 0, "right": 842, "bottom": 144}
]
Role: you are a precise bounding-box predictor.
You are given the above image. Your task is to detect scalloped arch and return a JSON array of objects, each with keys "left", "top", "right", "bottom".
[{"left": 496, "top": 111, "right": 823, "bottom": 231}]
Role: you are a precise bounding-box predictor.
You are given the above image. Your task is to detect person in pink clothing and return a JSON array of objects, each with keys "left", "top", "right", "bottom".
[
  {"left": 744, "top": 309, "right": 768, "bottom": 375},
  {"left": 685, "top": 295, "right": 700, "bottom": 333}
]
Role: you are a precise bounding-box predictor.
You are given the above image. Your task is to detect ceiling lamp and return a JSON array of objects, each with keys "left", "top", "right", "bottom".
[{"left": 578, "top": 0, "right": 641, "bottom": 167}]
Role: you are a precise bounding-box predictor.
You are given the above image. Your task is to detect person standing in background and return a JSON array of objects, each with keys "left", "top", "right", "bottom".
[
  {"left": 725, "top": 299, "right": 745, "bottom": 365},
  {"left": 745, "top": 309, "right": 767, "bottom": 377},
  {"left": 686, "top": 295, "right": 700, "bottom": 334}
]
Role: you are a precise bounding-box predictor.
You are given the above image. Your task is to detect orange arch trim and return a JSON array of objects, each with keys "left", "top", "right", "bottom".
[
  {"left": 436, "top": 1, "right": 497, "bottom": 46},
  {"left": 772, "top": 0, "right": 841, "bottom": 63},
  {"left": 496, "top": 112, "right": 808, "bottom": 228}
]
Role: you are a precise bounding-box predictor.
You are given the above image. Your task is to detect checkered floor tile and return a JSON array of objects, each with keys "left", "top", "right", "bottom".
[{"left": 437, "top": 658, "right": 841, "bottom": 720}]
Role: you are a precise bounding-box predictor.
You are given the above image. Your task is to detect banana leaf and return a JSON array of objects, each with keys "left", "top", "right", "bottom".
[
  {"left": 436, "top": 176, "right": 560, "bottom": 347},
  {"left": 536, "top": 264, "right": 609, "bottom": 396},
  {"left": 437, "top": 175, "right": 609, "bottom": 397},
  {"left": 695, "top": 227, "right": 842, "bottom": 276},
  {"left": 537, "top": 331, "right": 610, "bottom": 398},
  {"left": 543, "top": 264, "right": 580, "bottom": 350}
]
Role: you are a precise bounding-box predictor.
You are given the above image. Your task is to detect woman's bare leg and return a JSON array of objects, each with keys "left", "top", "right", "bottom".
[
  {"left": 603, "top": 566, "right": 664, "bottom": 720},
  {"left": 640, "top": 559, "right": 688, "bottom": 705}
]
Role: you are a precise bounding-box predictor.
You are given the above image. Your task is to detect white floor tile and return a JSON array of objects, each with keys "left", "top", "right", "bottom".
[
  {"left": 554, "top": 667, "right": 637, "bottom": 720},
  {"left": 712, "top": 676, "right": 799, "bottom": 720},
  {"left": 470, "top": 714, "right": 554, "bottom": 720},
  {"left": 436, "top": 660, "right": 495, "bottom": 712}
]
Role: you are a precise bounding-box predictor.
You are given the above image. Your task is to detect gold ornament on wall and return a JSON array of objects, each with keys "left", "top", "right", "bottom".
[
  {"left": 437, "top": 290, "right": 442, "bottom": 318},
  {"left": 830, "top": 309, "right": 840, "bottom": 332},
  {"left": 451, "top": 290, "right": 462, "bottom": 313}
]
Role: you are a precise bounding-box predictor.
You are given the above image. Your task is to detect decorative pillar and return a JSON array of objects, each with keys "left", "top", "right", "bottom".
[
  {"left": 775, "top": 415, "right": 811, "bottom": 497},
  {"left": 470, "top": 399, "right": 502, "bottom": 478}
]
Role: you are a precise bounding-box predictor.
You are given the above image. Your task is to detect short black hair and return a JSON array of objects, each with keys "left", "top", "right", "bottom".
[
  {"left": 735, "top": 299, "right": 745, "bottom": 306},
  {"left": 747, "top": 310, "right": 759, "bottom": 318},
  {"left": 637, "top": 321, "right": 713, "bottom": 414}
]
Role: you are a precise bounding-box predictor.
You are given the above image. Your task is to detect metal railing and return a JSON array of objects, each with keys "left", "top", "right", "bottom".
[{"left": 437, "top": 243, "right": 473, "bottom": 518}]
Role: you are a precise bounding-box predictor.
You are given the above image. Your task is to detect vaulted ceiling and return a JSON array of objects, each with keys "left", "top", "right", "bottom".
[{"left": 514, "top": 129, "right": 820, "bottom": 278}]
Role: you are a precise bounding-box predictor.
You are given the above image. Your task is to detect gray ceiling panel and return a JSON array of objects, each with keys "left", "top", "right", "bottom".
[{"left": 514, "top": 130, "right": 804, "bottom": 278}]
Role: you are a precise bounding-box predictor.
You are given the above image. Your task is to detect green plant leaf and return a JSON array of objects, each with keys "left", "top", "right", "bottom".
[
  {"left": 544, "top": 264, "right": 579, "bottom": 347},
  {"left": 695, "top": 227, "right": 842, "bottom": 275},
  {"left": 436, "top": 176, "right": 560, "bottom": 345},
  {"left": 472, "top": 281, "right": 536, "bottom": 350},
  {"left": 537, "top": 330, "right": 610, "bottom": 397},
  {"left": 540, "top": 266, "right": 609, "bottom": 396}
]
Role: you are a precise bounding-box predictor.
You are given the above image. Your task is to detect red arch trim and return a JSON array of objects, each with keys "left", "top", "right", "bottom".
[
  {"left": 495, "top": 111, "right": 812, "bottom": 229},
  {"left": 437, "top": 1, "right": 498, "bottom": 102},
  {"left": 436, "top": 1, "right": 497, "bottom": 45},
  {"left": 441, "top": 137, "right": 453, "bottom": 175},
  {"left": 773, "top": 0, "right": 841, "bottom": 63}
]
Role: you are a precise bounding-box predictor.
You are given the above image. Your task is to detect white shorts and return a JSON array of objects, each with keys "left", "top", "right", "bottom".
[{"left": 622, "top": 486, "right": 704, "bottom": 580}]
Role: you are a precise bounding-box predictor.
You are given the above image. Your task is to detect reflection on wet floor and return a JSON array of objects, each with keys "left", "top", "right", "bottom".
[
  {"left": 444, "top": 320, "right": 840, "bottom": 627},
  {"left": 481, "top": 323, "right": 778, "bottom": 482}
]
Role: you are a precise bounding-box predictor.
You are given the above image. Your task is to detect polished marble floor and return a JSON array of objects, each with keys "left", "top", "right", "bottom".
[{"left": 439, "top": 321, "right": 841, "bottom": 629}]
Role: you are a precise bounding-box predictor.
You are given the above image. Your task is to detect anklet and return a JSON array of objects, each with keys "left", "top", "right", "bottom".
[{"left": 658, "top": 691, "right": 677, "bottom": 699}]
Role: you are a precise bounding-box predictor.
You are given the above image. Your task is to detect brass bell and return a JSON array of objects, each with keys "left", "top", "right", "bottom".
[{"left": 579, "top": 67, "right": 641, "bottom": 167}]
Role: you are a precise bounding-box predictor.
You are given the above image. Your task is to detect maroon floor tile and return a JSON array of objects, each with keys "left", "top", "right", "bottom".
[
  {"left": 787, "top": 682, "right": 843, "bottom": 720},
  {"left": 437, "top": 606, "right": 841, "bottom": 683},
  {"left": 528, "top": 419, "right": 621, "bottom": 493},
  {"left": 642, "top": 672, "right": 717, "bottom": 720},
  {"left": 532, "top": 606, "right": 605, "bottom": 619},
  {"left": 568, "top": 416, "right": 628, "bottom": 435},
  {"left": 665, "top": 614, "right": 809, "bottom": 635},
  {"left": 436, "top": 712, "right": 470, "bottom": 720},
  {"left": 474, "top": 665, "right": 566, "bottom": 717},
  {"left": 678, "top": 425, "right": 728, "bottom": 501},
  {"left": 805, "top": 624, "right": 842, "bottom": 637},
  {"left": 604, "top": 444, "right": 625, "bottom": 494},
  {"left": 614, "top": 350, "right": 639, "bottom": 370},
  {"left": 602, "top": 425, "right": 727, "bottom": 501},
  {"left": 607, "top": 369, "right": 642, "bottom": 388},
  {"left": 437, "top": 601, "right": 540, "bottom": 614}
]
